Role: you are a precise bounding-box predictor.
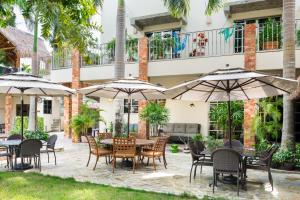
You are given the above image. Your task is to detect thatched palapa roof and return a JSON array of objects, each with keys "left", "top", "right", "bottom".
[{"left": 0, "top": 26, "right": 50, "bottom": 58}]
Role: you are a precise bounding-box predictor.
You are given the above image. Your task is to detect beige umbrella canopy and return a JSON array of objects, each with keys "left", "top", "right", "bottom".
[
  {"left": 0, "top": 72, "right": 75, "bottom": 140},
  {"left": 79, "top": 77, "right": 166, "bottom": 135},
  {"left": 166, "top": 68, "right": 298, "bottom": 147}
]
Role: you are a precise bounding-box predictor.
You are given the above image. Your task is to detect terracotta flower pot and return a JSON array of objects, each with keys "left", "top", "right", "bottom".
[{"left": 263, "top": 41, "right": 279, "bottom": 50}]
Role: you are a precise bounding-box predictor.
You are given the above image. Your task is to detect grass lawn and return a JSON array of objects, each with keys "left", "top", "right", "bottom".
[{"left": 0, "top": 172, "right": 225, "bottom": 200}]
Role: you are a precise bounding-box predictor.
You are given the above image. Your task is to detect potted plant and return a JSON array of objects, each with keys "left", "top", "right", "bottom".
[
  {"left": 259, "top": 18, "right": 281, "bottom": 50},
  {"left": 170, "top": 144, "right": 179, "bottom": 153},
  {"left": 149, "top": 35, "right": 174, "bottom": 60},
  {"left": 126, "top": 36, "right": 138, "bottom": 62},
  {"left": 139, "top": 102, "right": 170, "bottom": 137},
  {"left": 71, "top": 103, "right": 105, "bottom": 143}
]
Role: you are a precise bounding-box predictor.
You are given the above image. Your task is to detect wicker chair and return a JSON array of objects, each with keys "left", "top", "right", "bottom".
[
  {"left": 7, "top": 134, "right": 23, "bottom": 140},
  {"left": 141, "top": 137, "right": 168, "bottom": 171},
  {"left": 0, "top": 146, "right": 13, "bottom": 169},
  {"left": 245, "top": 145, "right": 279, "bottom": 191},
  {"left": 18, "top": 139, "right": 43, "bottom": 171},
  {"left": 211, "top": 148, "right": 243, "bottom": 196},
  {"left": 224, "top": 139, "right": 244, "bottom": 148},
  {"left": 86, "top": 135, "right": 112, "bottom": 170},
  {"left": 189, "top": 141, "right": 212, "bottom": 182},
  {"left": 97, "top": 132, "right": 112, "bottom": 139},
  {"left": 44, "top": 135, "right": 58, "bottom": 165},
  {"left": 112, "top": 137, "right": 136, "bottom": 173}
]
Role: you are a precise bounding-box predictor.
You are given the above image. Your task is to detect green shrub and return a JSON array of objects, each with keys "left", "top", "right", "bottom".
[
  {"left": 272, "top": 149, "right": 295, "bottom": 166},
  {"left": 24, "top": 130, "right": 49, "bottom": 141},
  {"left": 10, "top": 117, "right": 44, "bottom": 135},
  {"left": 255, "top": 138, "right": 272, "bottom": 153},
  {"left": 192, "top": 134, "right": 204, "bottom": 142},
  {"left": 205, "top": 136, "right": 222, "bottom": 151}
]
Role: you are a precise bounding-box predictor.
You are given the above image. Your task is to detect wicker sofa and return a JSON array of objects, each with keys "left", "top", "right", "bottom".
[{"left": 161, "top": 123, "right": 201, "bottom": 142}]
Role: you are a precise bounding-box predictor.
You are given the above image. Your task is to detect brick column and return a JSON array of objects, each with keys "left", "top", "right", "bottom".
[
  {"left": 71, "top": 49, "right": 82, "bottom": 141},
  {"left": 5, "top": 95, "right": 13, "bottom": 134},
  {"left": 64, "top": 94, "right": 72, "bottom": 138},
  {"left": 243, "top": 23, "right": 257, "bottom": 148},
  {"left": 138, "top": 37, "right": 149, "bottom": 139}
]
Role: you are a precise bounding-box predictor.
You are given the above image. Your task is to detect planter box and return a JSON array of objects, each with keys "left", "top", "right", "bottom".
[{"left": 263, "top": 41, "right": 279, "bottom": 50}]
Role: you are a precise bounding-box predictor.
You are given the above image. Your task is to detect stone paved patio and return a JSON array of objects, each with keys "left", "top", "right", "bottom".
[{"left": 1, "top": 132, "right": 300, "bottom": 200}]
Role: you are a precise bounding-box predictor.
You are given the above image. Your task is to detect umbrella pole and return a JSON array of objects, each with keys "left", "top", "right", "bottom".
[
  {"left": 21, "top": 90, "right": 24, "bottom": 141},
  {"left": 227, "top": 100, "right": 232, "bottom": 148},
  {"left": 127, "top": 95, "right": 131, "bottom": 137}
]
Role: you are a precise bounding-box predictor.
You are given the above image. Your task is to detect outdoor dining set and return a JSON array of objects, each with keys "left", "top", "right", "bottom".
[
  {"left": 0, "top": 134, "right": 57, "bottom": 171},
  {"left": 189, "top": 139, "right": 279, "bottom": 195},
  {"left": 85, "top": 133, "right": 169, "bottom": 173}
]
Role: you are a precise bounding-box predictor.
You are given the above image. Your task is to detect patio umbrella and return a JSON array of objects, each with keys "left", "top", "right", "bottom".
[
  {"left": 166, "top": 67, "right": 298, "bottom": 147},
  {"left": 78, "top": 77, "right": 166, "bottom": 136},
  {"left": 0, "top": 72, "right": 75, "bottom": 140}
]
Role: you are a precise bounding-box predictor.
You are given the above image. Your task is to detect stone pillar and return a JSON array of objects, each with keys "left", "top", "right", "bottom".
[
  {"left": 5, "top": 95, "right": 13, "bottom": 134},
  {"left": 138, "top": 37, "right": 149, "bottom": 139},
  {"left": 71, "top": 49, "right": 82, "bottom": 141},
  {"left": 243, "top": 23, "right": 257, "bottom": 148}
]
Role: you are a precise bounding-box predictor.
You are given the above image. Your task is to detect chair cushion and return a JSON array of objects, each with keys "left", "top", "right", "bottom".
[
  {"left": 91, "top": 148, "right": 112, "bottom": 156},
  {"left": 114, "top": 152, "right": 136, "bottom": 158},
  {"left": 142, "top": 150, "right": 163, "bottom": 157},
  {"left": 185, "top": 124, "right": 200, "bottom": 133},
  {"left": 173, "top": 124, "right": 186, "bottom": 133},
  {"left": 162, "top": 124, "right": 174, "bottom": 133}
]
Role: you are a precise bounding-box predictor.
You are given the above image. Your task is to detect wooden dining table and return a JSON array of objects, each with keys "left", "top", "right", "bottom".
[{"left": 100, "top": 138, "right": 154, "bottom": 147}]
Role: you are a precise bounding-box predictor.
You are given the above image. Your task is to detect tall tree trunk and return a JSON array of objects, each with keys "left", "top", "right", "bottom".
[
  {"left": 281, "top": 0, "right": 296, "bottom": 150},
  {"left": 28, "top": 15, "right": 39, "bottom": 131},
  {"left": 114, "top": 0, "right": 125, "bottom": 136}
]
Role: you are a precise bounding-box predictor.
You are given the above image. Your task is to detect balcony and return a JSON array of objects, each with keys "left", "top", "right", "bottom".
[{"left": 51, "top": 20, "right": 300, "bottom": 82}]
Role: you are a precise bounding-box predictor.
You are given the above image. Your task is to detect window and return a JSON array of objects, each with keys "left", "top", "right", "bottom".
[
  {"left": 124, "top": 99, "right": 138, "bottom": 113},
  {"left": 16, "top": 104, "right": 29, "bottom": 116},
  {"left": 43, "top": 100, "right": 52, "bottom": 114}
]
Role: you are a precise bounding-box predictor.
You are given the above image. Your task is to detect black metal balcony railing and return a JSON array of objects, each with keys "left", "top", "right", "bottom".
[
  {"left": 52, "top": 20, "right": 300, "bottom": 69},
  {"left": 81, "top": 38, "right": 139, "bottom": 67},
  {"left": 148, "top": 26, "right": 245, "bottom": 61}
]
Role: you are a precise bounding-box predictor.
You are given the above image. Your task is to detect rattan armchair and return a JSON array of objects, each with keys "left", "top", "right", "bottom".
[
  {"left": 224, "top": 139, "right": 244, "bottom": 148},
  {"left": 112, "top": 137, "right": 136, "bottom": 173},
  {"left": 211, "top": 148, "right": 243, "bottom": 196},
  {"left": 189, "top": 141, "right": 212, "bottom": 182},
  {"left": 245, "top": 145, "right": 279, "bottom": 191},
  {"left": 18, "top": 139, "right": 43, "bottom": 171},
  {"left": 97, "top": 132, "right": 112, "bottom": 139},
  {"left": 86, "top": 135, "right": 112, "bottom": 170},
  {"left": 43, "top": 135, "right": 58, "bottom": 165},
  {"left": 141, "top": 137, "right": 168, "bottom": 171}
]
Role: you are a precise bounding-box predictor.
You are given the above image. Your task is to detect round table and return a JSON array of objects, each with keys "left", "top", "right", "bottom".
[
  {"left": 101, "top": 138, "right": 154, "bottom": 147},
  {"left": 0, "top": 139, "right": 21, "bottom": 147}
]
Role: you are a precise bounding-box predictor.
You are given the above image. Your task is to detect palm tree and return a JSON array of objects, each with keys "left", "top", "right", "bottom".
[
  {"left": 113, "top": 0, "right": 222, "bottom": 135},
  {"left": 281, "top": 0, "right": 296, "bottom": 150},
  {"left": 17, "top": 0, "right": 102, "bottom": 131}
]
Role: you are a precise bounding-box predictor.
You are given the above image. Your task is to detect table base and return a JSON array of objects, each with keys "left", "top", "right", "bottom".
[{"left": 13, "top": 163, "right": 33, "bottom": 171}]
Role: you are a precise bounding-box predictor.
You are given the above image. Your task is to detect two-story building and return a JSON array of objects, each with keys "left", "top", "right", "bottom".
[{"left": 36, "top": 0, "right": 300, "bottom": 145}]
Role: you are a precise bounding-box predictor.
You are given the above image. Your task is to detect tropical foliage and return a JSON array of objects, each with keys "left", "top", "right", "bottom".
[
  {"left": 251, "top": 97, "right": 282, "bottom": 152},
  {"left": 209, "top": 101, "right": 244, "bottom": 138},
  {"left": 71, "top": 103, "right": 105, "bottom": 141},
  {"left": 140, "top": 102, "right": 170, "bottom": 135},
  {"left": 0, "top": 0, "right": 15, "bottom": 27},
  {"left": 10, "top": 116, "right": 44, "bottom": 135},
  {"left": 24, "top": 130, "right": 49, "bottom": 141}
]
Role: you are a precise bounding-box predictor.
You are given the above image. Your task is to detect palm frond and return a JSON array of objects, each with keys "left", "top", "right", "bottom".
[
  {"left": 205, "top": 0, "right": 224, "bottom": 16},
  {"left": 162, "top": 0, "right": 190, "bottom": 18}
]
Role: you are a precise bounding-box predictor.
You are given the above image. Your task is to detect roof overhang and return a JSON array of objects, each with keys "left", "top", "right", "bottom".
[
  {"left": 130, "top": 12, "right": 186, "bottom": 31},
  {"left": 224, "top": 0, "right": 282, "bottom": 17}
]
